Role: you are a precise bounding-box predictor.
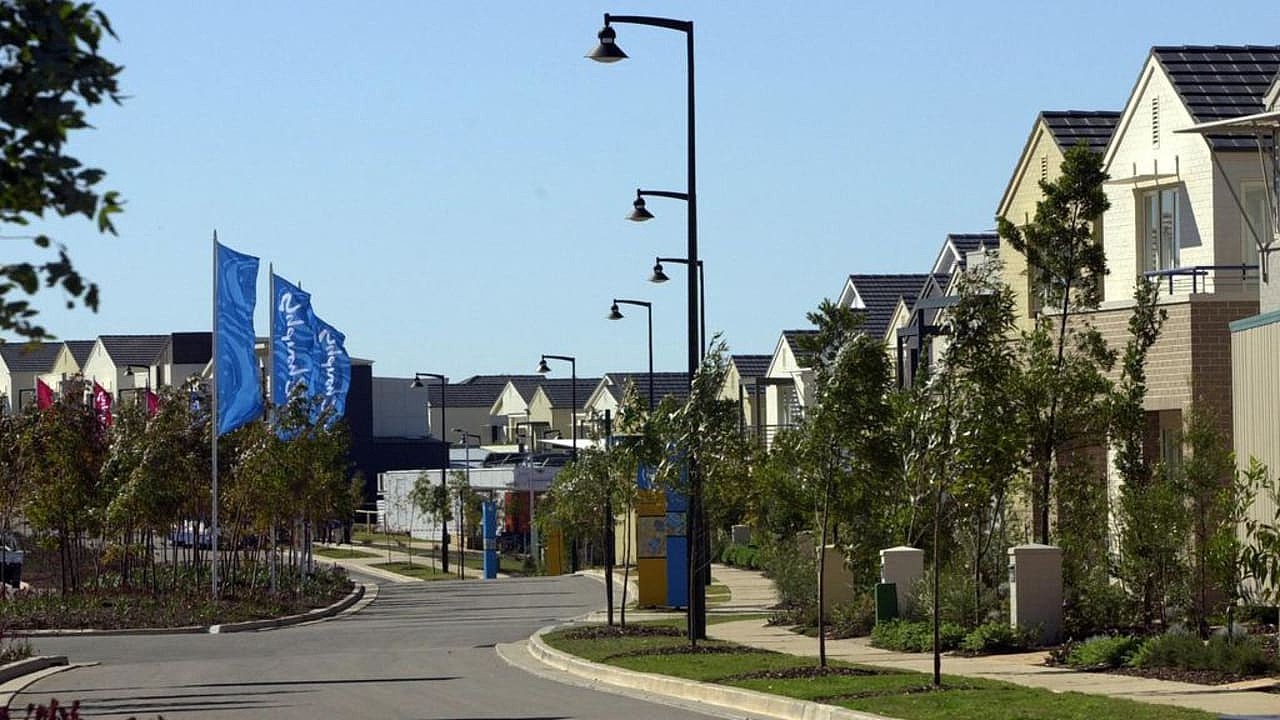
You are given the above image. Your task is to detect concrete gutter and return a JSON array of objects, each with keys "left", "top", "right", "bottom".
[
  {"left": 16, "top": 582, "right": 367, "bottom": 637},
  {"left": 526, "top": 626, "right": 896, "bottom": 720},
  {"left": 0, "top": 656, "right": 67, "bottom": 686}
]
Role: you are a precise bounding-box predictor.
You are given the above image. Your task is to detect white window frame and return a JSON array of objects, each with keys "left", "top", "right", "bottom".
[
  {"left": 1241, "top": 180, "right": 1271, "bottom": 267},
  {"left": 1140, "top": 186, "right": 1181, "bottom": 273}
]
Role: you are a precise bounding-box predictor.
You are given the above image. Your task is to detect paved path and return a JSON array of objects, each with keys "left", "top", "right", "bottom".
[
  {"left": 11, "top": 571, "right": 725, "bottom": 719},
  {"left": 315, "top": 542, "right": 494, "bottom": 582},
  {"left": 706, "top": 564, "right": 1280, "bottom": 719}
]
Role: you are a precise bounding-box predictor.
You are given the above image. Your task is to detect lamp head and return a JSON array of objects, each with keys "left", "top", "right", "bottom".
[
  {"left": 125, "top": 366, "right": 135, "bottom": 377},
  {"left": 409, "top": 376, "right": 423, "bottom": 388},
  {"left": 586, "top": 24, "right": 627, "bottom": 63},
  {"left": 649, "top": 262, "right": 670, "bottom": 284},
  {"left": 536, "top": 357, "right": 551, "bottom": 374},
  {"left": 607, "top": 302, "right": 624, "bottom": 320},
  {"left": 628, "top": 195, "right": 654, "bottom": 222}
]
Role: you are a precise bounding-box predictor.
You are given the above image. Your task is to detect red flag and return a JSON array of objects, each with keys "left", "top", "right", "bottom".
[
  {"left": 92, "top": 382, "right": 113, "bottom": 428},
  {"left": 145, "top": 389, "right": 159, "bottom": 417},
  {"left": 36, "top": 379, "right": 54, "bottom": 409}
]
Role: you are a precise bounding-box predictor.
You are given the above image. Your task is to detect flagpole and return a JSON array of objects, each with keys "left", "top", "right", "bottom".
[
  {"left": 267, "top": 264, "right": 276, "bottom": 591},
  {"left": 211, "top": 230, "right": 220, "bottom": 598}
]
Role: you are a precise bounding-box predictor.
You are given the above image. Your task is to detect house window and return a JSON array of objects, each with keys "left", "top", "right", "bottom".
[
  {"left": 1151, "top": 96, "right": 1160, "bottom": 147},
  {"left": 1142, "top": 187, "right": 1180, "bottom": 272},
  {"left": 1242, "top": 181, "right": 1272, "bottom": 266},
  {"left": 17, "top": 388, "right": 35, "bottom": 411}
]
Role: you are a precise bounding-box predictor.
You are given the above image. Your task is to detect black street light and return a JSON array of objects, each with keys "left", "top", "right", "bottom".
[
  {"left": 537, "top": 354, "right": 578, "bottom": 460},
  {"left": 410, "top": 373, "right": 449, "bottom": 440},
  {"left": 589, "top": 11, "right": 707, "bottom": 642},
  {"left": 412, "top": 372, "right": 450, "bottom": 572},
  {"left": 607, "top": 299, "right": 654, "bottom": 410},
  {"left": 651, "top": 256, "right": 706, "bottom": 357},
  {"left": 627, "top": 188, "right": 688, "bottom": 222}
]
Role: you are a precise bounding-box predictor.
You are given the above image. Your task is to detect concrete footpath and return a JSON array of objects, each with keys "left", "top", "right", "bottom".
[{"left": 705, "top": 564, "right": 1280, "bottom": 719}]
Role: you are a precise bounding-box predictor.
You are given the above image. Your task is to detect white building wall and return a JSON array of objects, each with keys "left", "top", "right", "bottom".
[{"left": 1103, "top": 59, "right": 1212, "bottom": 303}]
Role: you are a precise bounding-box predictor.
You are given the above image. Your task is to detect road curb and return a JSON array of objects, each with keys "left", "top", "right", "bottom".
[
  {"left": 0, "top": 656, "right": 68, "bottom": 686},
  {"left": 15, "top": 582, "right": 366, "bottom": 638},
  {"left": 526, "top": 626, "right": 895, "bottom": 720}
]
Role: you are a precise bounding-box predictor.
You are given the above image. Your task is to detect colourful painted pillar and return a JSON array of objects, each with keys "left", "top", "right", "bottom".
[
  {"left": 482, "top": 500, "right": 497, "bottom": 579},
  {"left": 665, "top": 488, "right": 688, "bottom": 609},
  {"left": 545, "top": 527, "right": 567, "bottom": 576},
  {"left": 635, "top": 487, "right": 667, "bottom": 607}
]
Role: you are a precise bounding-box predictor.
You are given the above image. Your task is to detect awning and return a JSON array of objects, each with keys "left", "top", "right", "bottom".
[{"left": 1174, "top": 110, "right": 1280, "bottom": 135}]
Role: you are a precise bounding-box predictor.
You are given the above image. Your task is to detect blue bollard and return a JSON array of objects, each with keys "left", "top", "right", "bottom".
[{"left": 482, "top": 500, "right": 497, "bottom": 580}]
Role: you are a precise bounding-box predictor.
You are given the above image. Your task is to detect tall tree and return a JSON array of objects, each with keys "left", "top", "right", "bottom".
[
  {"left": 998, "top": 144, "right": 1112, "bottom": 544},
  {"left": 0, "top": 1, "right": 124, "bottom": 339}
]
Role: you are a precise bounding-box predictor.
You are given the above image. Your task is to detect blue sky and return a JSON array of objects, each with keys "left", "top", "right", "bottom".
[{"left": 21, "top": 1, "right": 1280, "bottom": 379}]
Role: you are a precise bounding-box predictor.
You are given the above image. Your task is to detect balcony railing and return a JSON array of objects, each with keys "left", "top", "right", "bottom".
[
  {"left": 1142, "top": 264, "right": 1258, "bottom": 295},
  {"left": 741, "top": 423, "right": 797, "bottom": 447}
]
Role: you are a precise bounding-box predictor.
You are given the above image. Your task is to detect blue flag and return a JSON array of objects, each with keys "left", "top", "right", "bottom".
[
  {"left": 311, "top": 315, "right": 350, "bottom": 424},
  {"left": 215, "top": 242, "right": 263, "bottom": 435},
  {"left": 271, "top": 274, "right": 316, "bottom": 407}
]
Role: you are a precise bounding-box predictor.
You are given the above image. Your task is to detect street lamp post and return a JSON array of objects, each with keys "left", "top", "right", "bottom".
[
  {"left": 607, "top": 299, "right": 654, "bottom": 410},
  {"left": 589, "top": 11, "right": 707, "bottom": 641},
  {"left": 535, "top": 355, "right": 577, "bottom": 460},
  {"left": 454, "top": 428, "right": 480, "bottom": 579},
  {"left": 650, "top": 257, "right": 706, "bottom": 357},
  {"left": 410, "top": 373, "right": 448, "bottom": 440},
  {"left": 412, "top": 372, "right": 450, "bottom": 573}
]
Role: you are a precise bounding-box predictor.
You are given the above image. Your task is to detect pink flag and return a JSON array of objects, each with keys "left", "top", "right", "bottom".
[
  {"left": 145, "top": 389, "right": 159, "bottom": 417},
  {"left": 36, "top": 379, "right": 54, "bottom": 410},
  {"left": 92, "top": 382, "right": 113, "bottom": 428}
]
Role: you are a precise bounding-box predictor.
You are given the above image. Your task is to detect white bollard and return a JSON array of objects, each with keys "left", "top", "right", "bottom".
[
  {"left": 880, "top": 546, "right": 925, "bottom": 618},
  {"left": 1008, "top": 544, "right": 1063, "bottom": 644}
]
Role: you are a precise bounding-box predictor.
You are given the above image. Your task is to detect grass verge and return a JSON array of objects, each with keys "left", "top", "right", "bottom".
[
  {"left": 313, "top": 546, "right": 380, "bottom": 559},
  {"left": 371, "top": 561, "right": 458, "bottom": 581},
  {"left": 541, "top": 623, "right": 1215, "bottom": 720}
]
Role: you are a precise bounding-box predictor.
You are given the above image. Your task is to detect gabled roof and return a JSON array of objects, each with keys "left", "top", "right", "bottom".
[
  {"left": 1040, "top": 111, "right": 1122, "bottom": 154},
  {"left": 731, "top": 354, "right": 772, "bottom": 381},
  {"left": 538, "top": 377, "right": 602, "bottom": 410},
  {"left": 845, "top": 274, "right": 933, "bottom": 340},
  {"left": 97, "top": 335, "right": 169, "bottom": 367},
  {"left": 0, "top": 342, "right": 62, "bottom": 373},
  {"left": 948, "top": 233, "right": 1000, "bottom": 257},
  {"left": 64, "top": 340, "right": 95, "bottom": 367},
  {"left": 782, "top": 329, "right": 819, "bottom": 363},
  {"left": 1151, "top": 45, "right": 1280, "bottom": 150},
  {"left": 932, "top": 233, "right": 999, "bottom": 275},
  {"left": 436, "top": 380, "right": 511, "bottom": 407},
  {"left": 601, "top": 372, "right": 690, "bottom": 404}
]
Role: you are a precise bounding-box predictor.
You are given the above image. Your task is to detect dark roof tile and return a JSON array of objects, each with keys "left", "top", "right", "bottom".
[
  {"left": 731, "top": 354, "right": 772, "bottom": 380},
  {"left": 98, "top": 335, "right": 169, "bottom": 367},
  {"left": 847, "top": 274, "right": 933, "bottom": 340},
  {"left": 601, "top": 372, "right": 691, "bottom": 404},
  {"left": 0, "top": 342, "right": 62, "bottom": 373},
  {"left": 539, "top": 377, "right": 602, "bottom": 410},
  {"left": 1152, "top": 46, "right": 1280, "bottom": 150},
  {"left": 1040, "top": 111, "right": 1122, "bottom": 153},
  {"left": 64, "top": 340, "right": 94, "bottom": 367}
]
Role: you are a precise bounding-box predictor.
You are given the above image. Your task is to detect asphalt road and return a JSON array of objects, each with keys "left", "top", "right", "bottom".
[{"left": 12, "top": 572, "right": 723, "bottom": 719}]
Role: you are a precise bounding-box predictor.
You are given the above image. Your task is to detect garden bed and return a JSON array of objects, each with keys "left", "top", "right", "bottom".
[{"left": 0, "top": 565, "right": 352, "bottom": 630}]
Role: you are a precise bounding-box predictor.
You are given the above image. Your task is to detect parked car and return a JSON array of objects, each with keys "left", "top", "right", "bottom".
[{"left": 0, "top": 531, "right": 24, "bottom": 589}]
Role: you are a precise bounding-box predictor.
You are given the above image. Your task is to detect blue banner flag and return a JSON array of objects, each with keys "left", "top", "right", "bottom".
[
  {"left": 215, "top": 242, "right": 263, "bottom": 435},
  {"left": 271, "top": 274, "right": 316, "bottom": 407},
  {"left": 310, "top": 315, "right": 350, "bottom": 424}
]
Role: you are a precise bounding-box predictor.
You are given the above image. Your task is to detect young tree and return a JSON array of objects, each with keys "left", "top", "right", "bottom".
[
  {"left": 936, "top": 262, "right": 1024, "bottom": 627},
  {"left": 409, "top": 471, "right": 451, "bottom": 574},
  {"left": 998, "top": 144, "right": 1112, "bottom": 544},
  {"left": 0, "top": 1, "right": 124, "bottom": 339},
  {"left": 791, "top": 302, "right": 894, "bottom": 667}
]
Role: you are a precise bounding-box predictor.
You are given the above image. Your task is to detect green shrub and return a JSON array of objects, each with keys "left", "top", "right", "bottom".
[
  {"left": 959, "top": 622, "right": 1038, "bottom": 654},
  {"left": 870, "top": 619, "right": 965, "bottom": 653},
  {"left": 1065, "top": 634, "right": 1141, "bottom": 668},
  {"left": 719, "top": 544, "right": 761, "bottom": 570},
  {"left": 759, "top": 535, "right": 815, "bottom": 621},
  {"left": 829, "top": 595, "right": 875, "bottom": 639},
  {"left": 909, "top": 566, "right": 1002, "bottom": 626},
  {"left": 1130, "top": 631, "right": 1277, "bottom": 676}
]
